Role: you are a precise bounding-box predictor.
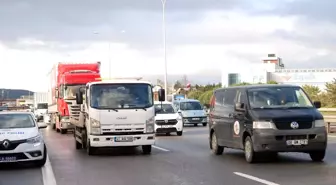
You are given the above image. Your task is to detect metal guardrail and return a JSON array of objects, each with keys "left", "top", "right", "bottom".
[{"left": 318, "top": 108, "right": 336, "bottom": 133}]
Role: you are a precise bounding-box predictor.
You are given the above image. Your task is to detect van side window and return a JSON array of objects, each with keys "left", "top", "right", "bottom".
[
  {"left": 236, "top": 90, "right": 247, "bottom": 104},
  {"left": 223, "top": 89, "right": 238, "bottom": 106}
]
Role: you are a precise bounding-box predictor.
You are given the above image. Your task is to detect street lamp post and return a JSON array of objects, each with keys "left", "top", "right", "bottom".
[{"left": 161, "top": 0, "right": 168, "bottom": 101}]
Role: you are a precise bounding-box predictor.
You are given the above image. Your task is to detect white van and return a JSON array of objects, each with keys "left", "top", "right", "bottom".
[{"left": 173, "top": 99, "right": 208, "bottom": 126}]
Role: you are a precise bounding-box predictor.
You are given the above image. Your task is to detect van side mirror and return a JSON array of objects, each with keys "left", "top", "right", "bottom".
[
  {"left": 234, "top": 102, "right": 245, "bottom": 112},
  {"left": 76, "top": 92, "right": 83, "bottom": 104},
  {"left": 158, "top": 89, "right": 165, "bottom": 102},
  {"left": 313, "top": 101, "right": 321, "bottom": 108}
]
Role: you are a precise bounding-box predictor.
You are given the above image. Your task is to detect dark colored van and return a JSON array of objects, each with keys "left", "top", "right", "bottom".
[{"left": 208, "top": 84, "right": 327, "bottom": 163}]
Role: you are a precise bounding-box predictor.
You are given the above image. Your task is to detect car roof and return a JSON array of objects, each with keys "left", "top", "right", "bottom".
[
  {"left": 0, "top": 111, "right": 35, "bottom": 116},
  {"left": 175, "top": 99, "right": 200, "bottom": 103},
  {"left": 154, "top": 101, "right": 172, "bottom": 104},
  {"left": 215, "top": 84, "right": 300, "bottom": 92}
]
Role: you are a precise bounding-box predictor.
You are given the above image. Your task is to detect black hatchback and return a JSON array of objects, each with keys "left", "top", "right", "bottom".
[{"left": 208, "top": 84, "right": 327, "bottom": 163}]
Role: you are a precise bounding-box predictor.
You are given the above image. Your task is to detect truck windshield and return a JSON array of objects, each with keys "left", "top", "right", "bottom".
[
  {"left": 64, "top": 85, "right": 84, "bottom": 100},
  {"left": 90, "top": 83, "right": 153, "bottom": 109},
  {"left": 37, "top": 103, "right": 48, "bottom": 109},
  {"left": 247, "top": 87, "right": 314, "bottom": 109},
  {"left": 180, "top": 102, "right": 203, "bottom": 110}
]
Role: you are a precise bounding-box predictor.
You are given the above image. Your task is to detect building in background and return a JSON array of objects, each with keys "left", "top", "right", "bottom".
[{"left": 222, "top": 54, "right": 336, "bottom": 90}]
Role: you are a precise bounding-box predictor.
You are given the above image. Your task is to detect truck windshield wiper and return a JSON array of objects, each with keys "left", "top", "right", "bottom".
[
  {"left": 97, "top": 106, "right": 118, "bottom": 112},
  {"left": 128, "top": 104, "right": 147, "bottom": 111}
]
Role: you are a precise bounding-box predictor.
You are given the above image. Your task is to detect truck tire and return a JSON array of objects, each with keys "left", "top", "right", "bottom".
[
  {"left": 60, "top": 129, "right": 67, "bottom": 134},
  {"left": 86, "top": 139, "right": 95, "bottom": 155},
  {"left": 75, "top": 139, "right": 82, "bottom": 150},
  {"left": 142, "top": 145, "right": 152, "bottom": 155}
]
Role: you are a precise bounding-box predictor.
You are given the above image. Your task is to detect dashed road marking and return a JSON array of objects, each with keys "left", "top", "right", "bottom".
[
  {"left": 234, "top": 172, "right": 280, "bottom": 185},
  {"left": 153, "top": 145, "right": 170, "bottom": 152},
  {"left": 42, "top": 155, "right": 57, "bottom": 185}
]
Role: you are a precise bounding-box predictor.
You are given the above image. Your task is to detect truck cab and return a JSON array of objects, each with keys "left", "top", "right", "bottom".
[{"left": 73, "top": 78, "right": 166, "bottom": 155}]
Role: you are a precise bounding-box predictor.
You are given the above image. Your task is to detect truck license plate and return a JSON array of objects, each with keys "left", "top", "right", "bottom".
[
  {"left": 192, "top": 118, "right": 200, "bottom": 120},
  {"left": 286, "top": 139, "right": 308, "bottom": 146},
  {"left": 114, "top": 136, "right": 133, "bottom": 142},
  {"left": 162, "top": 125, "right": 173, "bottom": 128},
  {"left": 0, "top": 156, "right": 16, "bottom": 162}
]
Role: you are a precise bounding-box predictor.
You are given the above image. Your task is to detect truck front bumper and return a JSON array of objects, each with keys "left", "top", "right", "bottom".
[
  {"left": 60, "top": 122, "right": 75, "bottom": 129},
  {"left": 89, "top": 133, "right": 155, "bottom": 147}
]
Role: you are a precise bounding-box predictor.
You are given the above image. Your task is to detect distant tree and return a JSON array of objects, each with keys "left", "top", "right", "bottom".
[
  {"left": 267, "top": 81, "right": 278, "bottom": 84},
  {"left": 156, "top": 79, "right": 164, "bottom": 87},
  {"left": 302, "top": 85, "right": 320, "bottom": 102},
  {"left": 173, "top": 80, "right": 183, "bottom": 90},
  {"left": 232, "top": 82, "right": 251, "bottom": 86},
  {"left": 325, "top": 78, "right": 336, "bottom": 107}
]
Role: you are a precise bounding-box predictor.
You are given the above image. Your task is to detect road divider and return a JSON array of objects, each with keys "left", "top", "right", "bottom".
[{"left": 234, "top": 172, "right": 280, "bottom": 185}]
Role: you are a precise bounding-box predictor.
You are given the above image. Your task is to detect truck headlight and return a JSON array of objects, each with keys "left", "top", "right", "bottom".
[
  {"left": 253, "top": 121, "right": 274, "bottom": 129},
  {"left": 27, "top": 135, "right": 42, "bottom": 144},
  {"left": 90, "top": 118, "right": 100, "bottom": 128},
  {"left": 314, "top": 120, "right": 325, "bottom": 127},
  {"left": 146, "top": 116, "right": 155, "bottom": 133}
]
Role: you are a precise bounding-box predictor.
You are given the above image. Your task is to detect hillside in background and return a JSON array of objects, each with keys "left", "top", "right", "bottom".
[{"left": 0, "top": 89, "right": 34, "bottom": 99}]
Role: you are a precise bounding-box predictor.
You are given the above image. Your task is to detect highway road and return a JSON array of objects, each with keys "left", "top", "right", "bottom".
[{"left": 1, "top": 125, "right": 336, "bottom": 185}]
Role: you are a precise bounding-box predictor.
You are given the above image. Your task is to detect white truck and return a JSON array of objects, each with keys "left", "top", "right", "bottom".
[
  {"left": 33, "top": 92, "right": 48, "bottom": 122},
  {"left": 72, "top": 78, "right": 166, "bottom": 155}
]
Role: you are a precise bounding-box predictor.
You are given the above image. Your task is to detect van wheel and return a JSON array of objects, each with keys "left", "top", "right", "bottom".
[
  {"left": 309, "top": 150, "right": 325, "bottom": 162},
  {"left": 177, "top": 131, "right": 183, "bottom": 136},
  {"left": 142, "top": 145, "right": 152, "bottom": 155},
  {"left": 210, "top": 132, "right": 224, "bottom": 155},
  {"left": 244, "top": 136, "right": 257, "bottom": 163},
  {"left": 60, "top": 129, "right": 67, "bottom": 134}
]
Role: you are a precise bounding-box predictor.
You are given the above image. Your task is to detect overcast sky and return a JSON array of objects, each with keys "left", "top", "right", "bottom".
[{"left": 0, "top": 0, "right": 335, "bottom": 91}]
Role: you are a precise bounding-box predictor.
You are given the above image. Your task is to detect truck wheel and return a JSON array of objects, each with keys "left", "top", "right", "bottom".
[
  {"left": 142, "top": 145, "right": 152, "bottom": 155},
  {"left": 60, "top": 129, "right": 67, "bottom": 134},
  {"left": 177, "top": 131, "right": 183, "bottom": 136},
  {"left": 86, "top": 140, "right": 95, "bottom": 155},
  {"left": 244, "top": 136, "right": 258, "bottom": 163},
  {"left": 52, "top": 124, "right": 56, "bottom": 130},
  {"left": 194, "top": 123, "right": 198, "bottom": 126},
  {"left": 75, "top": 138, "right": 82, "bottom": 150},
  {"left": 309, "top": 150, "right": 325, "bottom": 162},
  {"left": 202, "top": 123, "right": 207, "bottom": 127},
  {"left": 210, "top": 131, "right": 224, "bottom": 155}
]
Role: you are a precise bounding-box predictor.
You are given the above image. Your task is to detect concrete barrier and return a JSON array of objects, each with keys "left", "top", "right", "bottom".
[{"left": 318, "top": 108, "right": 336, "bottom": 133}]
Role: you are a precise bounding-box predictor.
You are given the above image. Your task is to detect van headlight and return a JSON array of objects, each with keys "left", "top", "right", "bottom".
[
  {"left": 27, "top": 135, "right": 41, "bottom": 144},
  {"left": 145, "top": 116, "right": 155, "bottom": 133},
  {"left": 314, "top": 120, "right": 325, "bottom": 127},
  {"left": 253, "top": 121, "right": 274, "bottom": 129}
]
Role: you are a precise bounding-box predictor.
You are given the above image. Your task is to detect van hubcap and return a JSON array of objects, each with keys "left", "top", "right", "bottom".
[
  {"left": 245, "top": 141, "right": 252, "bottom": 159},
  {"left": 212, "top": 134, "right": 217, "bottom": 149}
]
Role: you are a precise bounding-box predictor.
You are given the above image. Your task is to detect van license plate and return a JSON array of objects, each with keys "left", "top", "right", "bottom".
[
  {"left": 192, "top": 118, "right": 200, "bottom": 120},
  {"left": 114, "top": 136, "right": 133, "bottom": 142},
  {"left": 286, "top": 139, "right": 308, "bottom": 146},
  {"left": 0, "top": 156, "right": 16, "bottom": 162},
  {"left": 162, "top": 125, "right": 173, "bottom": 128}
]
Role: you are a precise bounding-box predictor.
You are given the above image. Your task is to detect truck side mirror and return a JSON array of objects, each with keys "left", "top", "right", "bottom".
[
  {"left": 158, "top": 89, "right": 165, "bottom": 102},
  {"left": 313, "top": 101, "right": 321, "bottom": 108},
  {"left": 55, "top": 90, "right": 59, "bottom": 98},
  {"left": 234, "top": 102, "right": 245, "bottom": 112},
  {"left": 76, "top": 92, "right": 83, "bottom": 104}
]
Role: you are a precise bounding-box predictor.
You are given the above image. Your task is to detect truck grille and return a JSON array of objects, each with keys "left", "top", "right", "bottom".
[
  {"left": 69, "top": 105, "right": 80, "bottom": 118},
  {"left": 272, "top": 118, "right": 313, "bottom": 130},
  {"left": 155, "top": 119, "right": 178, "bottom": 125}
]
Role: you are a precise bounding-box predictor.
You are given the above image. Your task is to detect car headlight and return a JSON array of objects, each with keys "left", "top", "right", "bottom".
[
  {"left": 27, "top": 135, "right": 42, "bottom": 144},
  {"left": 146, "top": 116, "right": 155, "bottom": 133},
  {"left": 314, "top": 119, "right": 325, "bottom": 127},
  {"left": 253, "top": 121, "right": 274, "bottom": 129},
  {"left": 90, "top": 118, "right": 100, "bottom": 128}
]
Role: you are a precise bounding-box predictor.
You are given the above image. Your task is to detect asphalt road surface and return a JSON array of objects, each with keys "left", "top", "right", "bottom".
[{"left": 1, "top": 125, "right": 336, "bottom": 185}]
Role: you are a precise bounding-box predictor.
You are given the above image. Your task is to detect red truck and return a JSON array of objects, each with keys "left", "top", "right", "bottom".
[{"left": 47, "top": 62, "right": 101, "bottom": 134}]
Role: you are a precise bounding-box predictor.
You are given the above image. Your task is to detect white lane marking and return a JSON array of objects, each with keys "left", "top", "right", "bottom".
[
  {"left": 153, "top": 145, "right": 170, "bottom": 152},
  {"left": 234, "top": 172, "right": 280, "bottom": 185},
  {"left": 328, "top": 135, "right": 336, "bottom": 138},
  {"left": 42, "top": 155, "right": 57, "bottom": 185}
]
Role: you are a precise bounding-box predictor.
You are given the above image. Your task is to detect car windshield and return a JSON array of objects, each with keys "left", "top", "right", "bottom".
[
  {"left": 64, "top": 85, "right": 84, "bottom": 100},
  {"left": 90, "top": 83, "right": 153, "bottom": 109},
  {"left": 0, "top": 114, "right": 35, "bottom": 129},
  {"left": 247, "top": 87, "right": 314, "bottom": 109},
  {"left": 155, "top": 104, "right": 176, "bottom": 114},
  {"left": 37, "top": 103, "right": 48, "bottom": 109},
  {"left": 180, "top": 101, "right": 203, "bottom": 110}
]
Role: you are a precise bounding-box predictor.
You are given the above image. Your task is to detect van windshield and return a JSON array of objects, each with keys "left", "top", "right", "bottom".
[
  {"left": 180, "top": 102, "right": 203, "bottom": 110},
  {"left": 247, "top": 87, "right": 314, "bottom": 109},
  {"left": 155, "top": 104, "right": 176, "bottom": 114}
]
